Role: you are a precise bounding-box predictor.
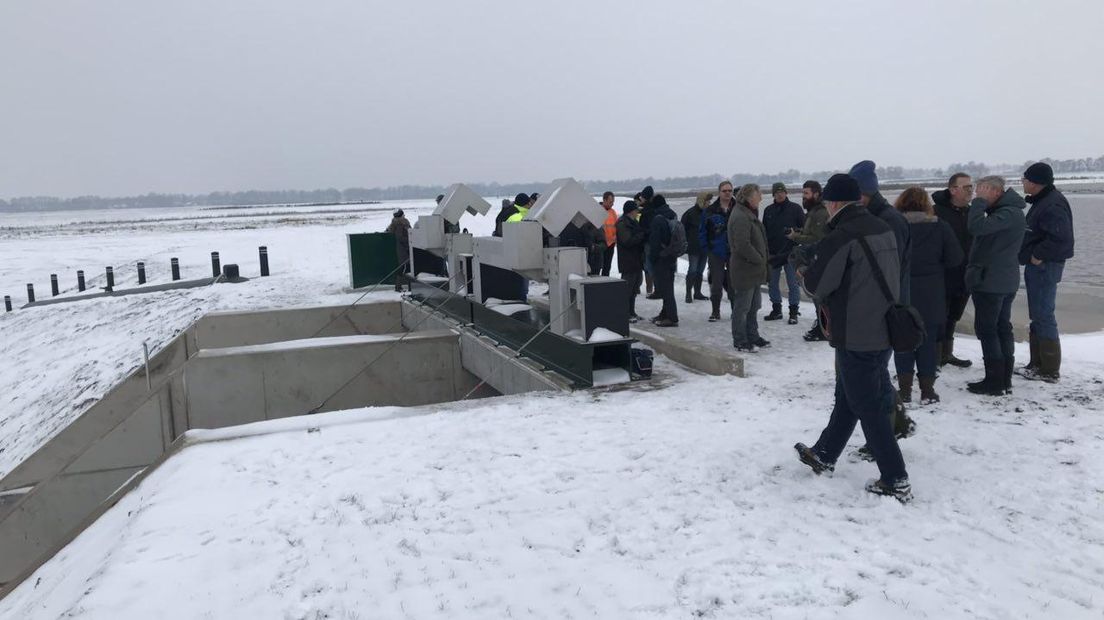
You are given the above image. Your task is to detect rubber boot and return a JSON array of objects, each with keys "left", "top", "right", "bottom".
[
  {"left": 1017, "top": 332, "right": 1041, "bottom": 376},
  {"left": 1028, "top": 339, "right": 1061, "bottom": 383},
  {"left": 918, "top": 375, "right": 939, "bottom": 404},
  {"left": 942, "top": 336, "right": 972, "bottom": 368},
  {"left": 788, "top": 304, "right": 800, "bottom": 325},
  {"left": 1003, "top": 357, "right": 1015, "bottom": 393},
  {"left": 764, "top": 302, "right": 783, "bottom": 321},
  {"left": 897, "top": 373, "right": 914, "bottom": 405},
  {"left": 709, "top": 295, "right": 721, "bottom": 321},
  {"left": 693, "top": 275, "right": 709, "bottom": 300},
  {"left": 967, "top": 358, "right": 1008, "bottom": 395},
  {"left": 685, "top": 278, "right": 693, "bottom": 303},
  {"left": 645, "top": 272, "right": 654, "bottom": 296}
]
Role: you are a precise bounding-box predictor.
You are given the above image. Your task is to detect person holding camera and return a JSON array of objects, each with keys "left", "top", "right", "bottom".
[{"left": 762, "top": 182, "right": 806, "bottom": 324}]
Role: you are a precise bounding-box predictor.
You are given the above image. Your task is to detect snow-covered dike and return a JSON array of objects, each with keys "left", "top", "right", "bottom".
[{"left": 3, "top": 334, "right": 1103, "bottom": 618}]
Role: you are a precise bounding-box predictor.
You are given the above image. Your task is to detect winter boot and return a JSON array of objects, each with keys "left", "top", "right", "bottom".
[
  {"left": 967, "top": 358, "right": 1009, "bottom": 395},
  {"left": 1017, "top": 332, "right": 1041, "bottom": 377},
  {"left": 803, "top": 319, "right": 827, "bottom": 342},
  {"left": 644, "top": 272, "right": 654, "bottom": 296},
  {"left": 1003, "top": 357, "right": 1015, "bottom": 393},
  {"left": 764, "top": 302, "right": 783, "bottom": 321},
  {"left": 942, "top": 336, "right": 972, "bottom": 368},
  {"left": 794, "top": 443, "right": 834, "bottom": 475},
  {"left": 894, "top": 401, "right": 916, "bottom": 439},
  {"left": 918, "top": 375, "right": 939, "bottom": 405},
  {"left": 709, "top": 296, "right": 721, "bottom": 322},
  {"left": 788, "top": 304, "right": 800, "bottom": 325},
  {"left": 693, "top": 276, "right": 709, "bottom": 300},
  {"left": 897, "top": 373, "right": 914, "bottom": 405},
  {"left": 1024, "top": 339, "right": 1061, "bottom": 383},
  {"left": 685, "top": 279, "right": 693, "bottom": 304},
  {"left": 866, "top": 478, "right": 913, "bottom": 504}
]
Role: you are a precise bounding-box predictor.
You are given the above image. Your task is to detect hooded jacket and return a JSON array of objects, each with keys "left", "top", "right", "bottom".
[
  {"left": 1019, "top": 184, "right": 1075, "bottom": 264},
  {"left": 616, "top": 212, "right": 646, "bottom": 273},
  {"left": 647, "top": 198, "right": 678, "bottom": 264},
  {"left": 966, "top": 188, "right": 1027, "bottom": 295}
]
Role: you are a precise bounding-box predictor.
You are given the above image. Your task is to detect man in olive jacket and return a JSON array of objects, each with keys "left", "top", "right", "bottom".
[
  {"left": 965, "top": 176, "right": 1027, "bottom": 396},
  {"left": 794, "top": 173, "right": 911, "bottom": 502},
  {"left": 789, "top": 180, "right": 830, "bottom": 340},
  {"left": 727, "top": 184, "right": 769, "bottom": 351}
]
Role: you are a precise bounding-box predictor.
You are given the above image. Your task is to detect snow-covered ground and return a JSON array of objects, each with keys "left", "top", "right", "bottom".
[{"left": 1, "top": 200, "right": 1103, "bottom": 618}]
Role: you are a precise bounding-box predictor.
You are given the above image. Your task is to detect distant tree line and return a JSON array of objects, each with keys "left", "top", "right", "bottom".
[{"left": 4, "top": 155, "right": 1103, "bottom": 213}]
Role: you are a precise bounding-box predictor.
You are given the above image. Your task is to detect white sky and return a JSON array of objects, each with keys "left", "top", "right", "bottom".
[{"left": 1, "top": 0, "right": 1102, "bottom": 197}]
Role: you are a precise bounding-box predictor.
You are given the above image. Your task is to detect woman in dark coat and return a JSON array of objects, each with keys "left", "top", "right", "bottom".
[
  {"left": 894, "top": 187, "right": 964, "bottom": 404},
  {"left": 616, "top": 201, "right": 647, "bottom": 321}
]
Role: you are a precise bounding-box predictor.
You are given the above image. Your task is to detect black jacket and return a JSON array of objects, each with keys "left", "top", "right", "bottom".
[
  {"left": 616, "top": 214, "right": 646, "bottom": 273},
  {"left": 493, "top": 205, "right": 517, "bottom": 237},
  {"left": 905, "top": 213, "right": 964, "bottom": 335},
  {"left": 680, "top": 205, "right": 704, "bottom": 255},
  {"left": 932, "top": 189, "right": 972, "bottom": 296},
  {"left": 1020, "top": 184, "right": 1075, "bottom": 264},
  {"left": 648, "top": 203, "right": 678, "bottom": 264},
  {"left": 762, "top": 199, "right": 806, "bottom": 266},
  {"left": 866, "top": 191, "right": 912, "bottom": 304}
]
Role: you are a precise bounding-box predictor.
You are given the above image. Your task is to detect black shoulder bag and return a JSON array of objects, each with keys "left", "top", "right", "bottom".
[{"left": 856, "top": 236, "right": 926, "bottom": 353}]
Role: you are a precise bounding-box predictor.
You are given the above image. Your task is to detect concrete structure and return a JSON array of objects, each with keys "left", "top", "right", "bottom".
[{"left": 0, "top": 299, "right": 568, "bottom": 594}]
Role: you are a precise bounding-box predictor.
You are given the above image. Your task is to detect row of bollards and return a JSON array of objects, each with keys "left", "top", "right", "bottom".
[{"left": 5, "top": 246, "right": 271, "bottom": 311}]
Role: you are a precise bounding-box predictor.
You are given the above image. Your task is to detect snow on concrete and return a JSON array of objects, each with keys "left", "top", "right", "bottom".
[{"left": 2, "top": 199, "right": 1104, "bottom": 618}]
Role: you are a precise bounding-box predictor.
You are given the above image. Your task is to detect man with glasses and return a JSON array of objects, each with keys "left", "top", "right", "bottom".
[
  {"left": 932, "top": 173, "right": 975, "bottom": 368},
  {"left": 700, "top": 181, "right": 736, "bottom": 321}
]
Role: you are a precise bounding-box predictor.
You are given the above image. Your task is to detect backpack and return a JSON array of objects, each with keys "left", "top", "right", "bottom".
[{"left": 662, "top": 217, "right": 687, "bottom": 257}]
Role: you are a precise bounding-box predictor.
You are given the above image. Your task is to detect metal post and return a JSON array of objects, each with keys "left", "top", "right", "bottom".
[
  {"left": 50, "top": 274, "right": 59, "bottom": 297},
  {"left": 259, "top": 246, "right": 270, "bottom": 277},
  {"left": 211, "top": 252, "right": 220, "bottom": 278},
  {"left": 137, "top": 262, "right": 146, "bottom": 285},
  {"left": 26, "top": 284, "right": 35, "bottom": 303},
  {"left": 77, "top": 270, "right": 86, "bottom": 292},
  {"left": 171, "top": 258, "right": 180, "bottom": 281},
  {"left": 4, "top": 296, "right": 11, "bottom": 312},
  {"left": 143, "top": 342, "right": 152, "bottom": 391},
  {"left": 105, "top": 266, "right": 114, "bottom": 290}
]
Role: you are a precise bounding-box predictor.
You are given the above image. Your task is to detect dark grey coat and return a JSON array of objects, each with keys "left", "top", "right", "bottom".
[{"left": 966, "top": 189, "right": 1027, "bottom": 295}]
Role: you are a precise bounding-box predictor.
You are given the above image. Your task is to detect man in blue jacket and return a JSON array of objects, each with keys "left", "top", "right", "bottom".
[
  {"left": 700, "top": 181, "right": 735, "bottom": 322},
  {"left": 1018, "top": 162, "right": 1075, "bottom": 383}
]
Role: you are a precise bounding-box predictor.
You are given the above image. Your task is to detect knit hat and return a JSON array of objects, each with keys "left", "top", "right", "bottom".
[
  {"left": 771, "top": 182, "right": 787, "bottom": 194},
  {"left": 1023, "top": 162, "right": 1054, "bottom": 185},
  {"left": 848, "top": 160, "right": 879, "bottom": 194},
  {"left": 501, "top": 198, "right": 512, "bottom": 208},
  {"left": 529, "top": 192, "right": 540, "bottom": 204},
  {"left": 435, "top": 194, "right": 445, "bottom": 204},
  {"left": 393, "top": 209, "right": 404, "bottom": 217},
  {"left": 623, "top": 200, "right": 639, "bottom": 214},
  {"left": 641, "top": 185, "right": 655, "bottom": 201},
  {"left": 514, "top": 192, "right": 531, "bottom": 207},
  {"left": 822, "top": 173, "right": 861, "bottom": 202}
]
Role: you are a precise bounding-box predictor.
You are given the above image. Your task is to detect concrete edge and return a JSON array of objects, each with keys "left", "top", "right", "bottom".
[{"left": 629, "top": 326, "right": 744, "bottom": 377}]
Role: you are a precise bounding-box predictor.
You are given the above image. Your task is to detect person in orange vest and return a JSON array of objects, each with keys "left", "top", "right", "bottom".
[{"left": 599, "top": 191, "right": 618, "bottom": 276}]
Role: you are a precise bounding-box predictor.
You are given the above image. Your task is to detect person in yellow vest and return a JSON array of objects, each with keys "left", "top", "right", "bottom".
[
  {"left": 504, "top": 193, "right": 531, "bottom": 223},
  {"left": 599, "top": 191, "right": 618, "bottom": 276}
]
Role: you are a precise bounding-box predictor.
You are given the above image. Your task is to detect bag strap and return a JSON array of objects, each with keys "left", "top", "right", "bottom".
[{"left": 855, "top": 235, "right": 895, "bottom": 304}]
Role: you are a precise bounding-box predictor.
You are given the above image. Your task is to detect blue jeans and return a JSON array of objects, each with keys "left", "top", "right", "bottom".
[
  {"left": 768, "top": 262, "right": 801, "bottom": 306},
  {"left": 972, "top": 292, "right": 1015, "bottom": 362},
  {"left": 643, "top": 252, "right": 654, "bottom": 275},
  {"left": 686, "top": 253, "right": 707, "bottom": 279},
  {"left": 813, "top": 348, "right": 908, "bottom": 483},
  {"left": 1024, "top": 261, "right": 1063, "bottom": 340}
]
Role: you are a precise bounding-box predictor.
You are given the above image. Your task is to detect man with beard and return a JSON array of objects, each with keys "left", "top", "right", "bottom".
[
  {"left": 763, "top": 182, "right": 806, "bottom": 324},
  {"left": 931, "top": 172, "right": 975, "bottom": 367},
  {"left": 788, "top": 180, "right": 829, "bottom": 340}
]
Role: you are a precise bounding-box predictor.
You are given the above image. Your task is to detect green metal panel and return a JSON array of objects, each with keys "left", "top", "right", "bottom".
[{"left": 347, "top": 233, "right": 400, "bottom": 288}]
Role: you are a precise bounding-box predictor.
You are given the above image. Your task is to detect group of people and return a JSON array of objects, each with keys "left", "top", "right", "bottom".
[{"left": 794, "top": 160, "right": 1075, "bottom": 503}]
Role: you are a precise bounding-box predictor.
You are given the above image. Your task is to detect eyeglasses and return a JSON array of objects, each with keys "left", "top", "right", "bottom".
[
  {"left": 954, "top": 184, "right": 974, "bottom": 190},
  {"left": 721, "top": 189, "right": 733, "bottom": 193}
]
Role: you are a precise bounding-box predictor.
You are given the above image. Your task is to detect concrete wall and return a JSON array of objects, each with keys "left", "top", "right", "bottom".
[{"left": 194, "top": 301, "right": 404, "bottom": 349}]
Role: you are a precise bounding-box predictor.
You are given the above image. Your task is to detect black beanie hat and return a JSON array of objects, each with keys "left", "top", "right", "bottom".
[
  {"left": 436, "top": 194, "right": 445, "bottom": 204},
  {"left": 641, "top": 186, "right": 655, "bottom": 201},
  {"left": 514, "top": 192, "right": 531, "bottom": 207},
  {"left": 623, "top": 200, "right": 639, "bottom": 214},
  {"left": 651, "top": 194, "right": 668, "bottom": 209},
  {"left": 822, "top": 173, "right": 861, "bottom": 202},
  {"left": 1024, "top": 162, "right": 1054, "bottom": 185},
  {"left": 393, "top": 209, "right": 404, "bottom": 217}
]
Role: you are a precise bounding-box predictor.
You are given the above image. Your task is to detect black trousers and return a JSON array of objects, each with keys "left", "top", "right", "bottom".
[
  {"left": 652, "top": 258, "right": 678, "bottom": 322},
  {"left": 944, "top": 291, "right": 970, "bottom": 341},
  {"left": 620, "top": 269, "right": 642, "bottom": 316},
  {"left": 601, "top": 244, "right": 615, "bottom": 276}
]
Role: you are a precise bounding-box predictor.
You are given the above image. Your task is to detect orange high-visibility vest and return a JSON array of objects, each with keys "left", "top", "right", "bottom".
[{"left": 602, "top": 208, "right": 617, "bottom": 247}]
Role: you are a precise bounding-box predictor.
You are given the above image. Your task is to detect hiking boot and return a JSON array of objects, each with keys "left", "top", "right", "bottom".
[
  {"left": 897, "top": 373, "right": 914, "bottom": 405},
  {"left": 941, "top": 337, "right": 972, "bottom": 368},
  {"left": 803, "top": 322, "right": 827, "bottom": 342},
  {"left": 684, "top": 280, "right": 693, "bottom": 304},
  {"left": 1022, "top": 339, "right": 1060, "bottom": 383},
  {"left": 850, "top": 445, "right": 876, "bottom": 462},
  {"left": 654, "top": 318, "right": 679, "bottom": 327},
  {"left": 734, "top": 342, "right": 759, "bottom": 353},
  {"left": 693, "top": 276, "right": 709, "bottom": 301},
  {"left": 865, "top": 478, "right": 913, "bottom": 504},
  {"left": 764, "top": 303, "right": 783, "bottom": 321},
  {"left": 708, "top": 313, "right": 720, "bottom": 322},
  {"left": 894, "top": 405, "right": 916, "bottom": 440},
  {"left": 967, "top": 358, "right": 1010, "bottom": 396},
  {"left": 753, "top": 337, "right": 771, "bottom": 348},
  {"left": 918, "top": 375, "right": 939, "bottom": 405},
  {"left": 787, "top": 304, "right": 800, "bottom": 325},
  {"left": 628, "top": 313, "right": 641, "bottom": 324},
  {"left": 646, "top": 292, "right": 662, "bottom": 300},
  {"left": 794, "top": 443, "right": 834, "bottom": 475}
]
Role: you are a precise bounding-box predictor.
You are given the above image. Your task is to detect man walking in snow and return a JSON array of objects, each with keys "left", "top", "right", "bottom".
[{"left": 794, "top": 173, "right": 912, "bottom": 503}]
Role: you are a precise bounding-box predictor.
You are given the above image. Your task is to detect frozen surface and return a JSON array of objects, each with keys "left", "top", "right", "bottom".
[{"left": 1, "top": 198, "right": 1103, "bottom": 618}]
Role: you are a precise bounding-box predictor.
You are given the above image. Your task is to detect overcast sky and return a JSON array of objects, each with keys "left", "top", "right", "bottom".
[{"left": 1, "top": 0, "right": 1102, "bottom": 198}]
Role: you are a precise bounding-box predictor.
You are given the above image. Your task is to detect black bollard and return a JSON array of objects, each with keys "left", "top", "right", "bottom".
[
  {"left": 137, "top": 262, "right": 146, "bottom": 285},
  {"left": 211, "top": 252, "right": 220, "bottom": 278},
  {"left": 171, "top": 257, "right": 180, "bottom": 281},
  {"left": 259, "top": 246, "right": 270, "bottom": 277},
  {"left": 27, "top": 284, "right": 35, "bottom": 304},
  {"left": 77, "top": 270, "right": 86, "bottom": 292},
  {"left": 51, "top": 274, "right": 59, "bottom": 297},
  {"left": 4, "top": 295, "right": 11, "bottom": 312},
  {"left": 106, "top": 266, "right": 114, "bottom": 290}
]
